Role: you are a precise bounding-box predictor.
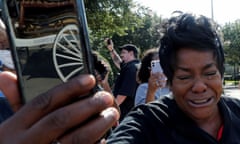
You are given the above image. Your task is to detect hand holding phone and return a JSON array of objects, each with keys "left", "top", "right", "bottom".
[
  {"left": 2, "top": 0, "right": 95, "bottom": 103},
  {"left": 151, "top": 60, "right": 167, "bottom": 88}
]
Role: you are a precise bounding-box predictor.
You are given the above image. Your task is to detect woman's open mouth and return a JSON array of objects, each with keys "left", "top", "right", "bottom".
[{"left": 189, "top": 97, "right": 214, "bottom": 107}]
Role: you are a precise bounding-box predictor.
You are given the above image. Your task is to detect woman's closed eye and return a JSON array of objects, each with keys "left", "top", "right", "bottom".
[
  {"left": 205, "top": 71, "right": 217, "bottom": 76},
  {"left": 204, "top": 71, "right": 217, "bottom": 80},
  {"left": 177, "top": 75, "right": 192, "bottom": 80}
]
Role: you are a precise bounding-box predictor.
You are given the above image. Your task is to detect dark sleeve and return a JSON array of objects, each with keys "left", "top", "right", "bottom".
[
  {"left": 107, "top": 103, "right": 172, "bottom": 144},
  {"left": 107, "top": 106, "right": 149, "bottom": 144},
  {"left": 0, "top": 97, "right": 14, "bottom": 124}
]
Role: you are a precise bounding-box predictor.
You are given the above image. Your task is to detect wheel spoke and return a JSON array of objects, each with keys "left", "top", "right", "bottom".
[
  {"left": 55, "top": 53, "right": 82, "bottom": 62},
  {"left": 56, "top": 42, "right": 81, "bottom": 58},
  {"left": 53, "top": 24, "right": 84, "bottom": 82},
  {"left": 58, "top": 62, "right": 83, "bottom": 68},
  {"left": 64, "top": 67, "right": 84, "bottom": 81}
]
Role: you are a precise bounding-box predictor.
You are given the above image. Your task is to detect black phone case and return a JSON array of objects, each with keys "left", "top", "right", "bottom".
[{"left": 0, "top": 0, "right": 95, "bottom": 103}]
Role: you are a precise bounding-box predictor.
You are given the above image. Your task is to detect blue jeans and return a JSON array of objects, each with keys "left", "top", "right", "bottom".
[{"left": 0, "top": 97, "right": 13, "bottom": 123}]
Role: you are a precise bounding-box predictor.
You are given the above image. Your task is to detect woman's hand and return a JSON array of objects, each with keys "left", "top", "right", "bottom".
[{"left": 146, "top": 72, "right": 167, "bottom": 103}]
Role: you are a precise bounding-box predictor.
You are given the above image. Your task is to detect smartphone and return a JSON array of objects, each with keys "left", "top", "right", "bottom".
[
  {"left": 151, "top": 60, "right": 163, "bottom": 73},
  {"left": 92, "top": 51, "right": 108, "bottom": 80},
  {"left": 0, "top": 0, "right": 94, "bottom": 103},
  {"left": 107, "top": 38, "right": 111, "bottom": 45},
  {"left": 151, "top": 60, "right": 167, "bottom": 88}
]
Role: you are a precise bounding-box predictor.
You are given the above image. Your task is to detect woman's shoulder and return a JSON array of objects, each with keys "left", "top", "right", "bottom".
[
  {"left": 220, "top": 96, "right": 240, "bottom": 117},
  {"left": 135, "top": 96, "right": 176, "bottom": 115},
  {"left": 221, "top": 95, "right": 240, "bottom": 102},
  {"left": 221, "top": 96, "right": 240, "bottom": 108}
]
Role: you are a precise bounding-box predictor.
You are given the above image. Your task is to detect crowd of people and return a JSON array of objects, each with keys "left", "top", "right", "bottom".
[{"left": 0, "top": 11, "right": 240, "bottom": 144}]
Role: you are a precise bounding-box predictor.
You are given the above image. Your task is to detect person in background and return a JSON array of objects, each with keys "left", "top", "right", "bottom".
[
  {"left": 0, "top": 50, "right": 15, "bottom": 73},
  {"left": 0, "top": 18, "right": 9, "bottom": 50},
  {"left": 106, "top": 39, "right": 140, "bottom": 121},
  {"left": 0, "top": 18, "right": 18, "bottom": 118},
  {"left": 0, "top": 18, "right": 15, "bottom": 73},
  {"left": 106, "top": 12, "right": 240, "bottom": 143},
  {"left": 134, "top": 48, "right": 170, "bottom": 106},
  {"left": 92, "top": 51, "right": 112, "bottom": 93}
]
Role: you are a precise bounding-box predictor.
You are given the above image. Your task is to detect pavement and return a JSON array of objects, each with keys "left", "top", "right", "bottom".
[{"left": 224, "top": 84, "right": 240, "bottom": 99}]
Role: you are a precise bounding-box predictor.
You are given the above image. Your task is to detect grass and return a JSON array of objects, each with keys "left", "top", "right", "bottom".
[{"left": 224, "top": 80, "right": 239, "bottom": 85}]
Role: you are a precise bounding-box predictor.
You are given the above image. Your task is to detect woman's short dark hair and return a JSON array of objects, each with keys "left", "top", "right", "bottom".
[
  {"left": 138, "top": 48, "right": 159, "bottom": 83},
  {"left": 159, "top": 13, "right": 225, "bottom": 85}
]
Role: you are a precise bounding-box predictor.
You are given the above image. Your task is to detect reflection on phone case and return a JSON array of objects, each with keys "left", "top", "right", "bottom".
[{"left": 151, "top": 60, "right": 163, "bottom": 73}]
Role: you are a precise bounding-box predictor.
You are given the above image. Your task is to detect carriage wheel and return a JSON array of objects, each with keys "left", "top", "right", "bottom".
[{"left": 53, "top": 24, "right": 84, "bottom": 82}]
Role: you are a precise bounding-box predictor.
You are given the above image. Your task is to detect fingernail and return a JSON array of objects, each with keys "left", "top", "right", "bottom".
[
  {"left": 95, "top": 91, "right": 114, "bottom": 106},
  {"left": 101, "top": 107, "right": 120, "bottom": 121}
]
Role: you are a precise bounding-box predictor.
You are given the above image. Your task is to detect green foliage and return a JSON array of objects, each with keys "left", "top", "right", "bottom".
[
  {"left": 84, "top": 0, "right": 142, "bottom": 48},
  {"left": 109, "top": 11, "right": 163, "bottom": 58},
  {"left": 84, "top": 0, "right": 163, "bottom": 49},
  {"left": 222, "top": 20, "right": 240, "bottom": 65}
]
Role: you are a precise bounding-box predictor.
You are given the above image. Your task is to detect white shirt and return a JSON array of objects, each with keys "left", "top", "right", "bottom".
[{"left": 0, "top": 50, "right": 14, "bottom": 69}]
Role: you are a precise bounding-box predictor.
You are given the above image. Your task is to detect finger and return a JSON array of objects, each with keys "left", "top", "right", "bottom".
[
  {"left": 99, "top": 138, "right": 107, "bottom": 144},
  {"left": 0, "top": 71, "right": 21, "bottom": 111},
  {"left": 25, "top": 91, "right": 117, "bottom": 143},
  {"left": 59, "top": 107, "right": 119, "bottom": 144},
  {"left": 13, "top": 74, "right": 96, "bottom": 128}
]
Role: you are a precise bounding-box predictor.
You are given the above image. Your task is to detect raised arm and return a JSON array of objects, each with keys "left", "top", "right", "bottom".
[{"left": 105, "top": 38, "right": 122, "bottom": 69}]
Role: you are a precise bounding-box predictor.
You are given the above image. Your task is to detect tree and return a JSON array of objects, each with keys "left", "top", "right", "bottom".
[
  {"left": 110, "top": 10, "right": 163, "bottom": 57},
  {"left": 84, "top": 0, "right": 142, "bottom": 49},
  {"left": 222, "top": 21, "right": 240, "bottom": 65},
  {"left": 222, "top": 20, "right": 240, "bottom": 81}
]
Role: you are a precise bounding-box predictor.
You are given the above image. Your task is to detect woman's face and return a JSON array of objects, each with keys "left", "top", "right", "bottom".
[{"left": 171, "top": 48, "right": 223, "bottom": 121}]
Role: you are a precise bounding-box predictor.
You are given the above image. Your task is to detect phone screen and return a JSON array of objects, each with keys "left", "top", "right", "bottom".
[{"left": 0, "top": 0, "right": 94, "bottom": 103}]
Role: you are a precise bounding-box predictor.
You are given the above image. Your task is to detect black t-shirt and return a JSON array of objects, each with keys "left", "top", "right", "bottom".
[
  {"left": 107, "top": 96, "right": 240, "bottom": 144},
  {"left": 113, "top": 59, "right": 140, "bottom": 121}
]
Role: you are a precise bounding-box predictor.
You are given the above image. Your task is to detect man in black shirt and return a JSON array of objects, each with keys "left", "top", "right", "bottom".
[{"left": 106, "top": 40, "right": 140, "bottom": 121}]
